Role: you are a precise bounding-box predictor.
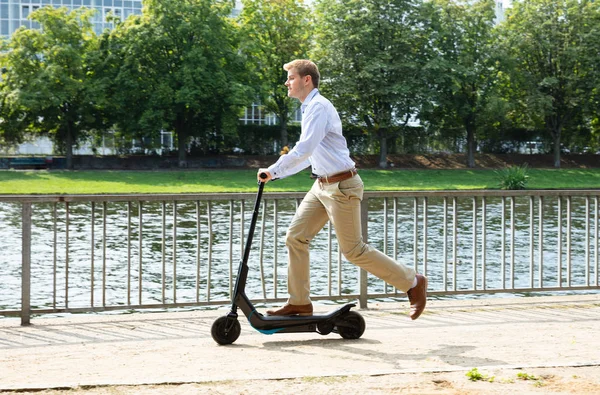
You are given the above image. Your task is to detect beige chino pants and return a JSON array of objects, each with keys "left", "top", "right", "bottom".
[{"left": 285, "top": 174, "right": 416, "bottom": 305}]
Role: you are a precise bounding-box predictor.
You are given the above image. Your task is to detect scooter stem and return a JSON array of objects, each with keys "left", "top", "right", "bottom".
[{"left": 230, "top": 178, "right": 266, "bottom": 315}]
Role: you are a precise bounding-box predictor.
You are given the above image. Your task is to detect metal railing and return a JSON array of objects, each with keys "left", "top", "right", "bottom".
[{"left": 1, "top": 189, "right": 599, "bottom": 325}]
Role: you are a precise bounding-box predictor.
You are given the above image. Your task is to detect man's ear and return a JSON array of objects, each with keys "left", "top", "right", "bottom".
[{"left": 304, "top": 74, "right": 312, "bottom": 86}]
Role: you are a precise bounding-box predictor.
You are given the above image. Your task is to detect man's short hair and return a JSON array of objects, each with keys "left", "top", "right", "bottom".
[{"left": 284, "top": 59, "right": 320, "bottom": 88}]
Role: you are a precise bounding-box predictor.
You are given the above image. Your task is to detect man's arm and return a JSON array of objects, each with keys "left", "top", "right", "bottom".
[{"left": 267, "top": 103, "right": 327, "bottom": 179}]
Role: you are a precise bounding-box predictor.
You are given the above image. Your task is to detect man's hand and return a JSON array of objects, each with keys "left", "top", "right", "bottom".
[{"left": 257, "top": 169, "right": 273, "bottom": 182}]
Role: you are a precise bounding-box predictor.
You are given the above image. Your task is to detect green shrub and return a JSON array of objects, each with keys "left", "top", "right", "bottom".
[
  {"left": 517, "top": 372, "right": 540, "bottom": 381},
  {"left": 466, "top": 368, "right": 495, "bottom": 382},
  {"left": 498, "top": 164, "right": 529, "bottom": 190}
]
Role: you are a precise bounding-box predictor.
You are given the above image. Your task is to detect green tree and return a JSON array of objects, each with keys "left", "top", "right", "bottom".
[
  {"left": 0, "top": 7, "right": 101, "bottom": 169},
  {"left": 497, "top": 0, "right": 600, "bottom": 167},
  {"left": 313, "top": 0, "right": 429, "bottom": 168},
  {"left": 421, "top": 0, "right": 498, "bottom": 168},
  {"left": 582, "top": 1, "right": 600, "bottom": 153},
  {"left": 105, "top": 0, "right": 251, "bottom": 167},
  {"left": 238, "top": 0, "right": 311, "bottom": 148}
]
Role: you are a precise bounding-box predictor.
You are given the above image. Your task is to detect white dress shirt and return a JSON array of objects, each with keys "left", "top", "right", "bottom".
[{"left": 268, "top": 89, "right": 355, "bottom": 179}]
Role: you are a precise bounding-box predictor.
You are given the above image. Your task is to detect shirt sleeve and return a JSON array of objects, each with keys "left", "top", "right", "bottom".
[
  {"left": 268, "top": 157, "right": 311, "bottom": 179},
  {"left": 267, "top": 102, "right": 328, "bottom": 179}
]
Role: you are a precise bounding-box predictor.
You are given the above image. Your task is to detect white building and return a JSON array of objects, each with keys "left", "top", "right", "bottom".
[
  {"left": 0, "top": 0, "right": 143, "bottom": 38},
  {"left": 495, "top": 0, "right": 512, "bottom": 23}
]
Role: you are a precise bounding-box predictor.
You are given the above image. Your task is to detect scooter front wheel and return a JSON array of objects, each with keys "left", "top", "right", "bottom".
[
  {"left": 211, "top": 316, "right": 241, "bottom": 345},
  {"left": 335, "top": 311, "right": 365, "bottom": 340}
]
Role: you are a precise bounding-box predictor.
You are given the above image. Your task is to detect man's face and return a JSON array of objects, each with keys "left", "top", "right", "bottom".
[{"left": 285, "top": 68, "right": 310, "bottom": 101}]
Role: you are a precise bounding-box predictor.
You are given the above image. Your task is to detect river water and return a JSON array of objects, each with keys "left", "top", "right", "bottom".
[{"left": 1, "top": 195, "right": 598, "bottom": 312}]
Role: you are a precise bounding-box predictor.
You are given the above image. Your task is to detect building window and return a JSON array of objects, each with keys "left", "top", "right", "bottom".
[
  {"left": 240, "top": 103, "right": 279, "bottom": 125},
  {"left": 104, "top": 7, "right": 120, "bottom": 20}
]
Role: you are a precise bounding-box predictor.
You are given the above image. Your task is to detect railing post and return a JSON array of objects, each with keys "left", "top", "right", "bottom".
[
  {"left": 21, "top": 202, "right": 32, "bottom": 326},
  {"left": 359, "top": 197, "right": 369, "bottom": 308}
]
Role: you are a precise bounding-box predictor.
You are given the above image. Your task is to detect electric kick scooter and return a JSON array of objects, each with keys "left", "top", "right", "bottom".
[{"left": 211, "top": 173, "right": 366, "bottom": 345}]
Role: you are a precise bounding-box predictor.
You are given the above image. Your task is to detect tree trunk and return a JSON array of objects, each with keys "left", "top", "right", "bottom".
[
  {"left": 466, "top": 123, "right": 476, "bottom": 168},
  {"left": 65, "top": 123, "right": 73, "bottom": 170},
  {"left": 553, "top": 132, "right": 561, "bottom": 169},
  {"left": 177, "top": 126, "right": 188, "bottom": 168},
  {"left": 280, "top": 111, "right": 289, "bottom": 148},
  {"left": 378, "top": 128, "right": 388, "bottom": 168},
  {"left": 548, "top": 119, "right": 562, "bottom": 169}
]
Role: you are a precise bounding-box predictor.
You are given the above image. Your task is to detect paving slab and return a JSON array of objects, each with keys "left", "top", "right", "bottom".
[{"left": 0, "top": 294, "right": 599, "bottom": 391}]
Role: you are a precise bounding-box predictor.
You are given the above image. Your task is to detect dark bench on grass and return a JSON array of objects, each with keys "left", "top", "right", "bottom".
[{"left": 9, "top": 157, "right": 51, "bottom": 170}]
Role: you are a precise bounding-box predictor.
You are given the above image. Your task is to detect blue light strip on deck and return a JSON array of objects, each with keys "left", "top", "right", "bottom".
[{"left": 248, "top": 310, "right": 284, "bottom": 335}]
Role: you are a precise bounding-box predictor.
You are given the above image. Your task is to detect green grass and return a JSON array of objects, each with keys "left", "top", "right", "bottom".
[{"left": 0, "top": 168, "right": 599, "bottom": 194}]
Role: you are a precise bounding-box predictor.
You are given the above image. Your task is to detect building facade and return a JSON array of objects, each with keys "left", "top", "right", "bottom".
[
  {"left": 495, "top": 0, "right": 512, "bottom": 23},
  {"left": 0, "top": 0, "right": 143, "bottom": 38}
]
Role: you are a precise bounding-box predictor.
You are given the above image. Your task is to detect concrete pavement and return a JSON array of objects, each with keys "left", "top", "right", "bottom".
[{"left": 1, "top": 294, "right": 599, "bottom": 391}]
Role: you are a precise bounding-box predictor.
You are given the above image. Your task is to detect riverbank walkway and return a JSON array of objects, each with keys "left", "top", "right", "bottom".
[{"left": 1, "top": 294, "right": 599, "bottom": 391}]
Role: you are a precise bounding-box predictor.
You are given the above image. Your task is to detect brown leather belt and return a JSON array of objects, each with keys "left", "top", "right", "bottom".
[{"left": 318, "top": 168, "right": 358, "bottom": 185}]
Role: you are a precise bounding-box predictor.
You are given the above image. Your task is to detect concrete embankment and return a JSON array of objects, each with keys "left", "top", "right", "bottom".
[{"left": 0, "top": 294, "right": 599, "bottom": 393}]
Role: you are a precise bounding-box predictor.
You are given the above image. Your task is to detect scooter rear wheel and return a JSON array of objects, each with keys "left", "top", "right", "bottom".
[
  {"left": 335, "top": 311, "right": 365, "bottom": 339},
  {"left": 211, "top": 316, "right": 241, "bottom": 345}
]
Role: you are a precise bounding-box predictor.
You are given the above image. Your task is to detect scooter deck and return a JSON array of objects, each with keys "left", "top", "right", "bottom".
[
  {"left": 243, "top": 303, "right": 356, "bottom": 334},
  {"left": 252, "top": 304, "right": 356, "bottom": 321}
]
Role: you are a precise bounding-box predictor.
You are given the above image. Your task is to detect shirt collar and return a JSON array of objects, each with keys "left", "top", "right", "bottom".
[{"left": 301, "top": 88, "right": 319, "bottom": 113}]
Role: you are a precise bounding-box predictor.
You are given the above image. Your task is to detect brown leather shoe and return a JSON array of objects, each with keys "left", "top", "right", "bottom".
[
  {"left": 407, "top": 274, "right": 428, "bottom": 320},
  {"left": 266, "top": 303, "right": 313, "bottom": 316}
]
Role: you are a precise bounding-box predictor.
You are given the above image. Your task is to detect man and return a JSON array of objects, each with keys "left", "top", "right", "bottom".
[{"left": 257, "top": 59, "right": 428, "bottom": 320}]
